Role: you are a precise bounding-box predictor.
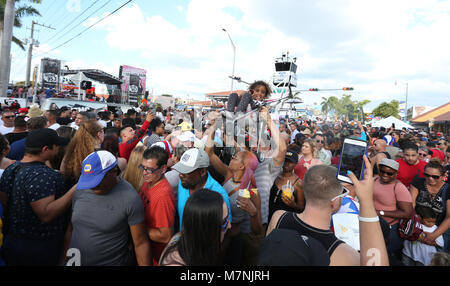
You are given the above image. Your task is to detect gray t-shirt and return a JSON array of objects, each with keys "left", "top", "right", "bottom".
[
  {"left": 223, "top": 179, "right": 251, "bottom": 233},
  {"left": 165, "top": 169, "right": 180, "bottom": 204},
  {"left": 254, "top": 158, "right": 282, "bottom": 225},
  {"left": 68, "top": 179, "right": 145, "bottom": 266}
]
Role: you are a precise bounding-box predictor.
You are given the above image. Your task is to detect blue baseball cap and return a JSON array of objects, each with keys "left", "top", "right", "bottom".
[{"left": 77, "top": 151, "right": 118, "bottom": 190}]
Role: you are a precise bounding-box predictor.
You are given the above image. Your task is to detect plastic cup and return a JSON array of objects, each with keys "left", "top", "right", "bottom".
[
  {"left": 239, "top": 189, "right": 251, "bottom": 199},
  {"left": 282, "top": 184, "right": 294, "bottom": 200}
]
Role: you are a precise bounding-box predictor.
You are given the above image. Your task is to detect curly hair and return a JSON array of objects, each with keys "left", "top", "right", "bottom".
[
  {"left": 249, "top": 80, "right": 272, "bottom": 99},
  {"left": 63, "top": 120, "right": 103, "bottom": 180}
]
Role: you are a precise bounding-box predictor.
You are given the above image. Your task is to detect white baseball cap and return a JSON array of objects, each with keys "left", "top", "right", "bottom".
[{"left": 172, "top": 148, "right": 210, "bottom": 174}]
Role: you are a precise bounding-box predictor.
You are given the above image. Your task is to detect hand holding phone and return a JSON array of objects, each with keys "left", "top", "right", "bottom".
[
  {"left": 337, "top": 138, "right": 368, "bottom": 185},
  {"left": 346, "top": 155, "right": 374, "bottom": 206}
]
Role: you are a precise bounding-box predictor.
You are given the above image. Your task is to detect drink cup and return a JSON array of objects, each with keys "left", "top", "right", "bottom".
[
  {"left": 282, "top": 184, "right": 294, "bottom": 200},
  {"left": 239, "top": 189, "right": 251, "bottom": 199}
]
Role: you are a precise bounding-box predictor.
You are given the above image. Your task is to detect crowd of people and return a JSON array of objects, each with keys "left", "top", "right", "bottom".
[{"left": 0, "top": 85, "right": 449, "bottom": 267}]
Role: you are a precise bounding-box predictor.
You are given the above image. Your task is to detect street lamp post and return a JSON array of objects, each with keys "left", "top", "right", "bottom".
[
  {"left": 395, "top": 81, "right": 409, "bottom": 121},
  {"left": 222, "top": 29, "right": 236, "bottom": 95}
]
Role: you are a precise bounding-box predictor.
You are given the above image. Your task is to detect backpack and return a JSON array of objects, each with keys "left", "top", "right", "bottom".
[{"left": 398, "top": 210, "right": 423, "bottom": 241}]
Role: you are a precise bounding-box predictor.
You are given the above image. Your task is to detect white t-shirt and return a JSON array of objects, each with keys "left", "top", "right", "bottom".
[
  {"left": 98, "top": 120, "right": 108, "bottom": 128},
  {"left": 290, "top": 129, "right": 299, "bottom": 143},
  {"left": 0, "top": 125, "right": 14, "bottom": 135},
  {"left": 48, "top": 123, "right": 61, "bottom": 131},
  {"left": 402, "top": 225, "right": 444, "bottom": 266},
  {"left": 70, "top": 121, "right": 79, "bottom": 130}
]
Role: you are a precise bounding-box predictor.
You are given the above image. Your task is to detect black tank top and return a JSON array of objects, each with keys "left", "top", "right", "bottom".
[
  {"left": 276, "top": 212, "right": 344, "bottom": 257},
  {"left": 268, "top": 178, "right": 301, "bottom": 222}
]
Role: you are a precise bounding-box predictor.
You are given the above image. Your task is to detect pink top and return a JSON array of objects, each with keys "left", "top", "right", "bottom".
[{"left": 373, "top": 177, "right": 412, "bottom": 225}]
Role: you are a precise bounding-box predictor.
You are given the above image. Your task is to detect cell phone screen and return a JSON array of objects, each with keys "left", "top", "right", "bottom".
[{"left": 338, "top": 140, "right": 367, "bottom": 183}]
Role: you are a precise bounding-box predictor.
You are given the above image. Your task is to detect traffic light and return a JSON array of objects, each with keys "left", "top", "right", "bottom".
[
  {"left": 343, "top": 87, "right": 354, "bottom": 91},
  {"left": 81, "top": 81, "right": 92, "bottom": 90},
  {"left": 309, "top": 88, "right": 319, "bottom": 91}
]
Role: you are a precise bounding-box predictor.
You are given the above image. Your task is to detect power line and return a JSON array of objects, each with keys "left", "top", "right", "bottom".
[
  {"left": 43, "top": 0, "right": 102, "bottom": 44},
  {"left": 35, "top": 0, "right": 134, "bottom": 58},
  {"left": 39, "top": 0, "right": 58, "bottom": 24},
  {"left": 49, "top": 0, "right": 113, "bottom": 42},
  {"left": 45, "top": 1, "right": 76, "bottom": 29},
  {"left": 42, "top": 0, "right": 67, "bottom": 26}
]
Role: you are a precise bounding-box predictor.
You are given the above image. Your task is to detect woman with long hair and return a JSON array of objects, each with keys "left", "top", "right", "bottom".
[
  {"left": 122, "top": 145, "right": 146, "bottom": 193},
  {"left": 159, "top": 189, "right": 231, "bottom": 266},
  {"left": 60, "top": 120, "right": 105, "bottom": 186},
  {"left": 410, "top": 159, "right": 450, "bottom": 252},
  {"left": 294, "top": 138, "right": 323, "bottom": 180}
]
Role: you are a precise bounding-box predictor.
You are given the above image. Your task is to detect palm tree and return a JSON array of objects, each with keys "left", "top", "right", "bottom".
[
  {"left": 0, "top": 0, "right": 41, "bottom": 51},
  {"left": 356, "top": 99, "right": 371, "bottom": 123},
  {"left": 321, "top": 96, "right": 339, "bottom": 121}
]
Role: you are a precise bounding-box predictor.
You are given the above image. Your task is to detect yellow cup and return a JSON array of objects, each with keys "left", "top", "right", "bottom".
[
  {"left": 239, "top": 189, "right": 251, "bottom": 199},
  {"left": 282, "top": 185, "right": 294, "bottom": 200}
]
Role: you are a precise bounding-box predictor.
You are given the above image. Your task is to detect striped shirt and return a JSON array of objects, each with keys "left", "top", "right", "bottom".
[{"left": 254, "top": 158, "right": 282, "bottom": 225}]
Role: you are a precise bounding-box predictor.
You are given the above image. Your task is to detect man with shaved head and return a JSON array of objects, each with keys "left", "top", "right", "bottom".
[{"left": 369, "top": 139, "right": 391, "bottom": 175}]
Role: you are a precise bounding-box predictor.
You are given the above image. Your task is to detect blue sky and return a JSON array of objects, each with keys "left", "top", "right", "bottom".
[{"left": 9, "top": 0, "right": 450, "bottom": 112}]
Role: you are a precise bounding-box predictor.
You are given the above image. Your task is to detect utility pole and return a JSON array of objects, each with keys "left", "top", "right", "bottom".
[
  {"left": 25, "top": 21, "right": 55, "bottom": 86},
  {"left": 0, "top": 0, "right": 15, "bottom": 98}
]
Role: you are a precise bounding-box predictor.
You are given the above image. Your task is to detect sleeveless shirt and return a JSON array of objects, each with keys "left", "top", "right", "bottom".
[{"left": 276, "top": 212, "right": 345, "bottom": 256}]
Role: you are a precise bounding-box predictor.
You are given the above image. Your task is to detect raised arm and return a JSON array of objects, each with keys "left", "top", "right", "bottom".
[
  {"left": 348, "top": 156, "right": 389, "bottom": 266},
  {"left": 205, "top": 121, "right": 233, "bottom": 179},
  {"left": 261, "top": 106, "right": 286, "bottom": 168}
]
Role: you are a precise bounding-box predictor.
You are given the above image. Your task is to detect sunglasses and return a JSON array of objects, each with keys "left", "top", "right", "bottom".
[
  {"left": 221, "top": 215, "right": 230, "bottom": 232},
  {"left": 3, "top": 115, "right": 15, "bottom": 119},
  {"left": 379, "top": 169, "right": 396, "bottom": 176},
  {"left": 331, "top": 187, "right": 350, "bottom": 202},
  {"left": 424, "top": 173, "right": 441, "bottom": 180},
  {"left": 419, "top": 153, "right": 427, "bottom": 157},
  {"left": 138, "top": 164, "right": 161, "bottom": 174},
  {"left": 316, "top": 140, "right": 324, "bottom": 144}
]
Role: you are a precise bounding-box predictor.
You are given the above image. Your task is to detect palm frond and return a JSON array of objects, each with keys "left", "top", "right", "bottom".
[{"left": 12, "top": 35, "right": 25, "bottom": 50}]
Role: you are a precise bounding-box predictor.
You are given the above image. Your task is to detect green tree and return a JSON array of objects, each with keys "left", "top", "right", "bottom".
[
  {"left": 321, "top": 96, "right": 339, "bottom": 120},
  {"left": 372, "top": 100, "right": 400, "bottom": 119},
  {"left": 1, "top": 0, "right": 41, "bottom": 50}
]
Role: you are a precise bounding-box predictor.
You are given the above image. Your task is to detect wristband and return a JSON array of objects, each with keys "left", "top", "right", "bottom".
[{"left": 358, "top": 216, "right": 379, "bottom": 223}]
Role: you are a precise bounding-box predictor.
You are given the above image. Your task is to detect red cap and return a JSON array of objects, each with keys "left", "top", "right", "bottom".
[{"left": 18, "top": 108, "right": 29, "bottom": 114}]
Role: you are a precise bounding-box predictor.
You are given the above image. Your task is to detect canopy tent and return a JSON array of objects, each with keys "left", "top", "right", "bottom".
[{"left": 371, "top": 116, "right": 415, "bottom": 129}]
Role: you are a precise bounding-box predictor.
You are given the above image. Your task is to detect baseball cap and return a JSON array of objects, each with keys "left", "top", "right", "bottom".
[
  {"left": 25, "top": 128, "right": 70, "bottom": 149},
  {"left": 77, "top": 151, "right": 118, "bottom": 190},
  {"left": 258, "top": 229, "right": 330, "bottom": 266},
  {"left": 301, "top": 129, "right": 312, "bottom": 136},
  {"left": 172, "top": 148, "right": 209, "bottom": 174},
  {"left": 285, "top": 150, "right": 299, "bottom": 164},
  {"left": 177, "top": 131, "right": 195, "bottom": 142},
  {"left": 178, "top": 122, "right": 193, "bottom": 131},
  {"left": 379, "top": 158, "right": 399, "bottom": 171}
]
